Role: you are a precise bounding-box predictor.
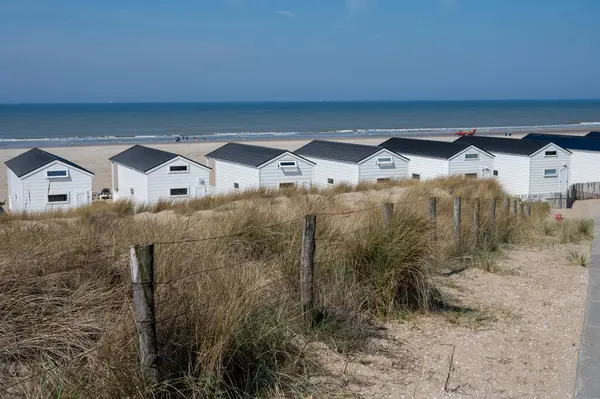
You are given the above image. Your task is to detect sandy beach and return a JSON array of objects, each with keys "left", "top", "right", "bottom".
[{"left": 0, "top": 130, "right": 588, "bottom": 200}]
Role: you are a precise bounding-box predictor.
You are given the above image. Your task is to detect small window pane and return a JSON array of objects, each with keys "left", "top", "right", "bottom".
[
  {"left": 544, "top": 151, "right": 557, "bottom": 157},
  {"left": 327, "top": 178, "right": 334, "bottom": 184},
  {"left": 377, "top": 178, "right": 391, "bottom": 183},
  {"left": 412, "top": 174, "right": 420, "bottom": 180},
  {"left": 493, "top": 170, "right": 499, "bottom": 176},
  {"left": 47, "top": 170, "right": 68, "bottom": 177},
  {"left": 233, "top": 183, "right": 239, "bottom": 189},
  {"left": 544, "top": 169, "right": 558, "bottom": 177},
  {"left": 169, "top": 165, "right": 188, "bottom": 172},
  {"left": 465, "top": 154, "right": 479, "bottom": 160},
  {"left": 48, "top": 194, "right": 68, "bottom": 203},
  {"left": 376, "top": 157, "right": 393, "bottom": 164},
  {"left": 279, "top": 182, "right": 295, "bottom": 189},
  {"left": 278, "top": 161, "right": 297, "bottom": 168},
  {"left": 465, "top": 173, "right": 478, "bottom": 179},
  {"left": 170, "top": 188, "right": 188, "bottom": 196},
  {"left": 130, "top": 188, "right": 135, "bottom": 195}
]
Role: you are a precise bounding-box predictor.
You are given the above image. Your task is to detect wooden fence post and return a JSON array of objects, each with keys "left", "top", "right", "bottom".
[
  {"left": 473, "top": 198, "right": 480, "bottom": 248},
  {"left": 490, "top": 198, "right": 497, "bottom": 231},
  {"left": 382, "top": 203, "right": 393, "bottom": 229},
  {"left": 526, "top": 203, "right": 532, "bottom": 218},
  {"left": 130, "top": 244, "right": 159, "bottom": 386},
  {"left": 519, "top": 202, "right": 525, "bottom": 218},
  {"left": 301, "top": 214, "right": 317, "bottom": 328},
  {"left": 512, "top": 198, "right": 518, "bottom": 217},
  {"left": 429, "top": 198, "right": 437, "bottom": 245},
  {"left": 504, "top": 198, "right": 510, "bottom": 218},
  {"left": 453, "top": 197, "right": 461, "bottom": 247}
]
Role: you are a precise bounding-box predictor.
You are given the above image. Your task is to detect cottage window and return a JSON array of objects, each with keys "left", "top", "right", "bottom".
[
  {"left": 130, "top": 188, "right": 135, "bottom": 195},
  {"left": 375, "top": 157, "right": 394, "bottom": 165},
  {"left": 48, "top": 194, "right": 68, "bottom": 203},
  {"left": 544, "top": 151, "right": 558, "bottom": 157},
  {"left": 327, "top": 178, "right": 334, "bottom": 185},
  {"left": 233, "top": 183, "right": 240, "bottom": 189},
  {"left": 279, "top": 182, "right": 295, "bottom": 189},
  {"left": 170, "top": 188, "right": 189, "bottom": 197},
  {"left": 169, "top": 165, "right": 189, "bottom": 173},
  {"left": 493, "top": 170, "right": 499, "bottom": 176},
  {"left": 46, "top": 170, "right": 68, "bottom": 178},
  {"left": 464, "top": 153, "right": 479, "bottom": 160},
  {"left": 465, "top": 173, "right": 478, "bottom": 179},
  {"left": 377, "top": 178, "right": 391, "bottom": 183},
  {"left": 544, "top": 168, "right": 558, "bottom": 178},
  {"left": 278, "top": 161, "right": 297, "bottom": 168},
  {"left": 412, "top": 174, "right": 421, "bottom": 180}
]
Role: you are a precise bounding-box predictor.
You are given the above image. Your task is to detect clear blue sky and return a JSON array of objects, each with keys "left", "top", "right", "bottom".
[{"left": 1, "top": 0, "right": 599, "bottom": 102}]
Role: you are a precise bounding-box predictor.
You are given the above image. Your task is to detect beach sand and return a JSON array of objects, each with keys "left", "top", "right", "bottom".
[{"left": 0, "top": 131, "right": 586, "bottom": 200}]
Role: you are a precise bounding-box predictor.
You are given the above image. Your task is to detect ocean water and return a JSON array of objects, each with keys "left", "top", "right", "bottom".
[{"left": 0, "top": 100, "right": 599, "bottom": 148}]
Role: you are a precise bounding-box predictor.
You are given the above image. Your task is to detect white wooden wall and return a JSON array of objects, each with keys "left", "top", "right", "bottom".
[
  {"left": 116, "top": 164, "right": 148, "bottom": 203},
  {"left": 491, "top": 153, "right": 530, "bottom": 195},
  {"left": 569, "top": 150, "right": 600, "bottom": 184},
  {"left": 20, "top": 162, "right": 92, "bottom": 212},
  {"left": 259, "top": 154, "right": 314, "bottom": 189},
  {"left": 213, "top": 160, "right": 260, "bottom": 194},
  {"left": 529, "top": 145, "right": 571, "bottom": 195},
  {"left": 7, "top": 168, "right": 23, "bottom": 212},
  {"left": 147, "top": 158, "right": 210, "bottom": 202},
  {"left": 448, "top": 147, "right": 494, "bottom": 178},
  {"left": 302, "top": 157, "right": 359, "bottom": 187},
  {"left": 403, "top": 154, "right": 449, "bottom": 180},
  {"left": 358, "top": 150, "right": 409, "bottom": 182}
]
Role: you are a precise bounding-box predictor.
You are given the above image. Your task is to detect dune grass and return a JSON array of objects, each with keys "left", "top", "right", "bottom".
[{"left": 0, "top": 177, "right": 557, "bottom": 398}]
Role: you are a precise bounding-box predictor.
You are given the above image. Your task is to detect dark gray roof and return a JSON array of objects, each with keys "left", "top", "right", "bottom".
[
  {"left": 109, "top": 145, "right": 210, "bottom": 173},
  {"left": 455, "top": 135, "right": 560, "bottom": 156},
  {"left": 585, "top": 131, "right": 600, "bottom": 139},
  {"left": 205, "top": 142, "right": 310, "bottom": 167},
  {"left": 295, "top": 140, "right": 407, "bottom": 163},
  {"left": 379, "top": 137, "right": 490, "bottom": 159},
  {"left": 523, "top": 134, "right": 600, "bottom": 152},
  {"left": 5, "top": 148, "right": 94, "bottom": 178}
]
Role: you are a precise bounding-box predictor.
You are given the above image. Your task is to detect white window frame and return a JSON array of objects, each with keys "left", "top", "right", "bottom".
[
  {"left": 47, "top": 193, "right": 69, "bottom": 204},
  {"left": 169, "top": 165, "right": 189, "bottom": 174},
  {"left": 327, "top": 178, "right": 334, "bottom": 185},
  {"left": 278, "top": 160, "right": 298, "bottom": 168},
  {"left": 544, "top": 168, "right": 558, "bottom": 178},
  {"left": 169, "top": 187, "right": 189, "bottom": 197},
  {"left": 464, "top": 153, "right": 479, "bottom": 160},
  {"left": 465, "top": 173, "right": 478, "bottom": 179},
  {"left": 544, "top": 150, "right": 558, "bottom": 157},
  {"left": 46, "top": 169, "right": 69, "bottom": 179},
  {"left": 375, "top": 156, "right": 394, "bottom": 165}
]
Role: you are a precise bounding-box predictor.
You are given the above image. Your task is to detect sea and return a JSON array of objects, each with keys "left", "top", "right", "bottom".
[{"left": 0, "top": 100, "right": 599, "bottom": 148}]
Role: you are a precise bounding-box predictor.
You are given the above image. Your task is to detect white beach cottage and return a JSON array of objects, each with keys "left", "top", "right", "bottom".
[
  {"left": 294, "top": 140, "right": 410, "bottom": 186},
  {"left": 456, "top": 135, "right": 571, "bottom": 197},
  {"left": 109, "top": 145, "right": 211, "bottom": 203},
  {"left": 205, "top": 142, "right": 315, "bottom": 193},
  {"left": 523, "top": 134, "right": 600, "bottom": 185},
  {"left": 4, "top": 148, "right": 94, "bottom": 212},
  {"left": 379, "top": 137, "right": 494, "bottom": 180}
]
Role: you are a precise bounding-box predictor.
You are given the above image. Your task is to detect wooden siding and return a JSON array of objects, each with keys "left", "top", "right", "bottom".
[
  {"left": 529, "top": 144, "right": 570, "bottom": 195},
  {"left": 7, "top": 168, "right": 24, "bottom": 211},
  {"left": 213, "top": 160, "right": 260, "bottom": 194},
  {"left": 490, "top": 153, "right": 530, "bottom": 195},
  {"left": 302, "top": 157, "right": 359, "bottom": 187},
  {"left": 147, "top": 157, "right": 210, "bottom": 201},
  {"left": 448, "top": 147, "right": 495, "bottom": 178},
  {"left": 259, "top": 153, "right": 314, "bottom": 189},
  {"left": 358, "top": 150, "right": 409, "bottom": 182},
  {"left": 116, "top": 164, "right": 149, "bottom": 203},
  {"left": 403, "top": 154, "right": 449, "bottom": 180},
  {"left": 569, "top": 150, "right": 600, "bottom": 184}
]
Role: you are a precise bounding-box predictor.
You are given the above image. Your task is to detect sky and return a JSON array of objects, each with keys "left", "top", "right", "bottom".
[{"left": 0, "top": 0, "right": 599, "bottom": 103}]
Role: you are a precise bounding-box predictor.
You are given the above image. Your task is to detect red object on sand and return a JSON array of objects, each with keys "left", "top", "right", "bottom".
[
  {"left": 555, "top": 213, "right": 563, "bottom": 223},
  {"left": 455, "top": 128, "right": 477, "bottom": 137}
]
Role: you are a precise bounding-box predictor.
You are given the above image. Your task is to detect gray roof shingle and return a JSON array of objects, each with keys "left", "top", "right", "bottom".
[
  {"left": 523, "top": 134, "right": 600, "bottom": 152},
  {"left": 5, "top": 148, "right": 94, "bottom": 178},
  {"left": 295, "top": 140, "right": 407, "bottom": 163},
  {"left": 109, "top": 145, "right": 209, "bottom": 173},
  {"left": 455, "top": 135, "right": 558, "bottom": 156},
  {"left": 205, "top": 142, "right": 295, "bottom": 167},
  {"left": 379, "top": 137, "right": 487, "bottom": 159}
]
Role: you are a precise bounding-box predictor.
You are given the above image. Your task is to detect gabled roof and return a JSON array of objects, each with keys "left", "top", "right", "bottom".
[
  {"left": 5, "top": 148, "right": 94, "bottom": 178},
  {"left": 455, "top": 135, "right": 564, "bottom": 156},
  {"left": 379, "top": 137, "right": 490, "bottom": 159},
  {"left": 205, "top": 142, "right": 313, "bottom": 168},
  {"left": 585, "top": 131, "right": 600, "bottom": 139},
  {"left": 522, "top": 134, "right": 600, "bottom": 152},
  {"left": 109, "top": 145, "right": 210, "bottom": 173},
  {"left": 295, "top": 140, "right": 408, "bottom": 164}
]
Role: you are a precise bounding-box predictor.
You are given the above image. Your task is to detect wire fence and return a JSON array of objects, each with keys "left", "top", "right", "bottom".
[{"left": 0, "top": 195, "right": 536, "bottom": 396}]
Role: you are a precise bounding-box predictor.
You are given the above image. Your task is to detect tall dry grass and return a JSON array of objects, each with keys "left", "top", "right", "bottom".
[{"left": 0, "top": 177, "right": 554, "bottom": 398}]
